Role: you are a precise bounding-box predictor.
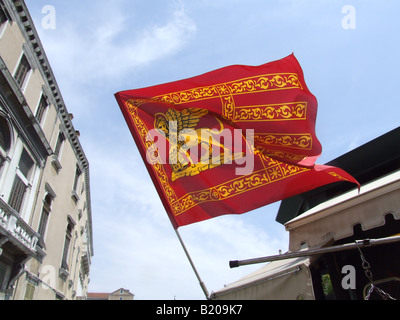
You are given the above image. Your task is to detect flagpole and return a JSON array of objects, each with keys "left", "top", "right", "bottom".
[{"left": 174, "top": 229, "right": 210, "bottom": 299}]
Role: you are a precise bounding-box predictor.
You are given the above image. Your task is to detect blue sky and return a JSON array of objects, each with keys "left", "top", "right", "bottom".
[{"left": 25, "top": 0, "right": 400, "bottom": 299}]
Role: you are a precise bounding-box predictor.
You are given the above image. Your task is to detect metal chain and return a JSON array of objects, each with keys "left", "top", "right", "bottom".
[{"left": 355, "top": 240, "right": 396, "bottom": 300}]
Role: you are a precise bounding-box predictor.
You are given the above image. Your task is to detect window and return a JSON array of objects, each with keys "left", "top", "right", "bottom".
[
  {"left": 61, "top": 218, "right": 75, "bottom": 271},
  {"left": 24, "top": 279, "right": 36, "bottom": 300},
  {"left": 0, "top": 1, "right": 11, "bottom": 28},
  {"left": 71, "top": 165, "right": 82, "bottom": 202},
  {"left": 0, "top": 116, "right": 11, "bottom": 152},
  {"left": 61, "top": 232, "right": 71, "bottom": 270},
  {"left": 35, "top": 95, "right": 49, "bottom": 124},
  {"left": 8, "top": 149, "right": 34, "bottom": 213},
  {"left": 14, "top": 54, "right": 31, "bottom": 88},
  {"left": 0, "top": 115, "right": 11, "bottom": 170},
  {"left": 54, "top": 132, "right": 65, "bottom": 158},
  {"left": 18, "top": 149, "right": 34, "bottom": 179},
  {"left": 24, "top": 282, "right": 35, "bottom": 300},
  {"left": 37, "top": 194, "right": 53, "bottom": 249},
  {"left": 8, "top": 175, "right": 26, "bottom": 213},
  {"left": 0, "top": 6, "right": 7, "bottom": 26},
  {"left": 73, "top": 166, "right": 82, "bottom": 193},
  {"left": 52, "top": 131, "right": 65, "bottom": 172},
  {"left": 0, "top": 151, "right": 4, "bottom": 169}
]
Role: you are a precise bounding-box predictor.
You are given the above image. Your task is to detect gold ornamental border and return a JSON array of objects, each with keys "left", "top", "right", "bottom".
[
  {"left": 170, "top": 160, "right": 309, "bottom": 216},
  {"left": 253, "top": 133, "right": 313, "bottom": 151},
  {"left": 153, "top": 73, "right": 303, "bottom": 120},
  {"left": 126, "top": 102, "right": 179, "bottom": 205},
  {"left": 233, "top": 102, "right": 307, "bottom": 122},
  {"left": 126, "top": 100, "right": 311, "bottom": 217}
]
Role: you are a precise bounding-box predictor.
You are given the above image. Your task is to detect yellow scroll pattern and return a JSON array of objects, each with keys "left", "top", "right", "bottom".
[
  {"left": 253, "top": 133, "right": 313, "bottom": 151},
  {"left": 170, "top": 157, "right": 309, "bottom": 215},
  {"left": 234, "top": 102, "right": 307, "bottom": 122},
  {"left": 153, "top": 73, "right": 303, "bottom": 120},
  {"left": 126, "top": 101, "right": 179, "bottom": 204}
]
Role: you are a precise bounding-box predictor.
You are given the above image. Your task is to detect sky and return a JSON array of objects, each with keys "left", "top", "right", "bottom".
[{"left": 25, "top": 0, "right": 400, "bottom": 300}]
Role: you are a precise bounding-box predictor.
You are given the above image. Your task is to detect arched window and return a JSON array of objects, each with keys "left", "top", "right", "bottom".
[
  {"left": 14, "top": 54, "right": 31, "bottom": 88},
  {"left": 61, "top": 217, "right": 75, "bottom": 271},
  {"left": 37, "top": 193, "right": 53, "bottom": 249}
]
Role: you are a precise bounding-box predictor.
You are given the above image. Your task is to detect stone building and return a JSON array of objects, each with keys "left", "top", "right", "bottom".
[
  {"left": 0, "top": 0, "right": 93, "bottom": 299},
  {"left": 87, "top": 288, "right": 135, "bottom": 301}
]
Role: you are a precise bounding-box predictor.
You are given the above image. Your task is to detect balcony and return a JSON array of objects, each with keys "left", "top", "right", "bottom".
[{"left": 0, "top": 198, "right": 39, "bottom": 256}]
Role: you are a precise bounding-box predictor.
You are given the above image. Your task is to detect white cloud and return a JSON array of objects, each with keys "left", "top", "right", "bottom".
[
  {"left": 38, "top": 0, "right": 197, "bottom": 84},
  {"left": 128, "top": 3, "right": 197, "bottom": 65},
  {"left": 34, "top": 0, "right": 197, "bottom": 131}
]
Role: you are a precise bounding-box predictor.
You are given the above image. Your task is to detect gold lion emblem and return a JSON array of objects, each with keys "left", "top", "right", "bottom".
[{"left": 153, "top": 107, "right": 242, "bottom": 181}]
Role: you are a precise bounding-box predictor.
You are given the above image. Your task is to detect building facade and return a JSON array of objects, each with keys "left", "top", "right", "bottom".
[
  {"left": 87, "top": 288, "right": 135, "bottom": 301},
  {"left": 0, "top": 0, "right": 93, "bottom": 300}
]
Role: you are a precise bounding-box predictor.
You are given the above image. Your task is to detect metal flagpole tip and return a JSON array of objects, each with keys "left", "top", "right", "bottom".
[{"left": 229, "top": 260, "right": 239, "bottom": 268}]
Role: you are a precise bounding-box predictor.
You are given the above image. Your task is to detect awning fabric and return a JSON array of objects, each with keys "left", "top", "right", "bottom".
[
  {"left": 211, "top": 257, "right": 314, "bottom": 300},
  {"left": 285, "top": 171, "right": 400, "bottom": 252}
]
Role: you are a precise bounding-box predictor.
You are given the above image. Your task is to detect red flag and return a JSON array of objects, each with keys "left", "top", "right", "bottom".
[{"left": 115, "top": 54, "right": 359, "bottom": 228}]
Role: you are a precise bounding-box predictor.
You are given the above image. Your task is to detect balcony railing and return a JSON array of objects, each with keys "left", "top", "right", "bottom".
[{"left": 0, "top": 197, "right": 39, "bottom": 255}]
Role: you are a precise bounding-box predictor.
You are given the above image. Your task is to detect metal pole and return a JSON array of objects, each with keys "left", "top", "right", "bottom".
[
  {"left": 175, "top": 229, "right": 210, "bottom": 299},
  {"left": 230, "top": 235, "right": 400, "bottom": 268}
]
